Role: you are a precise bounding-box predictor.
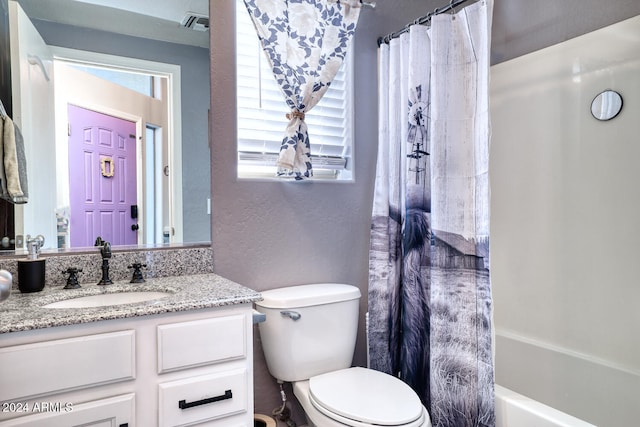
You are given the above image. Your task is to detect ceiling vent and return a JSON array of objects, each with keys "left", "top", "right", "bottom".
[{"left": 181, "top": 13, "right": 209, "bottom": 31}]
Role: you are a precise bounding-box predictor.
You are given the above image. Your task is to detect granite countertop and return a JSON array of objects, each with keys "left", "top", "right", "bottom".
[{"left": 0, "top": 274, "right": 262, "bottom": 334}]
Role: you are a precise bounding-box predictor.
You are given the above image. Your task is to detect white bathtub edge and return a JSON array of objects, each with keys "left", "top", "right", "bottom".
[{"left": 495, "top": 385, "right": 597, "bottom": 427}]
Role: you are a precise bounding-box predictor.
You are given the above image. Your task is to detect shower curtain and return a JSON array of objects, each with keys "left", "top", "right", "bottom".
[{"left": 368, "top": 1, "right": 494, "bottom": 426}]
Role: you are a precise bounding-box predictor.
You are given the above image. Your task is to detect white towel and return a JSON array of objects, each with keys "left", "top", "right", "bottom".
[{"left": 0, "top": 115, "right": 28, "bottom": 204}]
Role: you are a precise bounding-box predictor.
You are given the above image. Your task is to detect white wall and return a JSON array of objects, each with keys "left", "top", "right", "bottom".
[
  {"left": 491, "top": 15, "right": 640, "bottom": 427},
  {"left": 9, "top": 2, "right": 56, "bottom": 248}
]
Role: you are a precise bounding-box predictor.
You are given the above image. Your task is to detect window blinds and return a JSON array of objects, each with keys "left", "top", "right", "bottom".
[{"left": 236, "top": 0, "right": 353, "bottom": 178}]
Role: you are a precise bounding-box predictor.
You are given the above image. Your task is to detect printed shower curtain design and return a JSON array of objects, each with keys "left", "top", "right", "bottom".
[
  {"left": 242, "top": 0, "right": 361, "bottom": 179},
  {"left": 368, "top": 1, "right": 494, "bottom": 426}
]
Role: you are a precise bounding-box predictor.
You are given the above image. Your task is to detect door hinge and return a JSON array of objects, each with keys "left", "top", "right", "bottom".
[{"left": 67, "top": 123, "right": 71, "bottom": 136}]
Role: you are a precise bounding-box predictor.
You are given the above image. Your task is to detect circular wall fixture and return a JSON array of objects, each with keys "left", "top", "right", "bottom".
[{"left": 591, "top": 90, "right": 623, "bottom": 121}]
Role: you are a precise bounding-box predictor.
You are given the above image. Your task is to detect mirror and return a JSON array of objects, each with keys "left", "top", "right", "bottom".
[
  {"left": 591, "top": 89, "right": 623, "bottom": 121},
  {"left": 1, "top": 0, "right": 211, "bottom": 252}
]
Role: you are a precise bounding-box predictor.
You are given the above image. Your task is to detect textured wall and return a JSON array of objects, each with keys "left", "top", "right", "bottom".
[{"left": 210, "top": 0, "right": 394, "bottom": 418}]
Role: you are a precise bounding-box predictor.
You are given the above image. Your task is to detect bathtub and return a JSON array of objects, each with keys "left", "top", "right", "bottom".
[
  {"left": 495, "top": 385, "right": 596, "bottom": 427},
  {"left": 495, "top": 331, "right": 640, "bottom": 427}
]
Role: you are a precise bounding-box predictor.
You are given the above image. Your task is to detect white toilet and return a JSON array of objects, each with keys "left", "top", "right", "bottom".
[{"left": 255, "top": 283, "right": 432, "bottom": 427}]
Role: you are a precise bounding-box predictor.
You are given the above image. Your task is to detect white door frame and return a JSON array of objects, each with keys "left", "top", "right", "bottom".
[{"left": 51, "top": 47, "right": 183, "bottom": 245}]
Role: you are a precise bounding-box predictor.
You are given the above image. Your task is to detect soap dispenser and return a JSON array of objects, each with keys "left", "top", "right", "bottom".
[{"left": 18, "top": 235, "right": 46, "bottom": 293}]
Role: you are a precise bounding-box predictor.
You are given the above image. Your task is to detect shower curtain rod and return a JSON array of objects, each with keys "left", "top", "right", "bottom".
[{"left": 377, "top": 0, "right": 472, "bottom": 46}]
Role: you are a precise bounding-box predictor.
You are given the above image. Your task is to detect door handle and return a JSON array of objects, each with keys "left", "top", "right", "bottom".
[{"left": 131, "top": 224, "right": 139, "bottom": 231}]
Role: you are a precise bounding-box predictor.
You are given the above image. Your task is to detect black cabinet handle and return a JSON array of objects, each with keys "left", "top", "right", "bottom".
[{"left": 178, "top": 390, "right": 232, "bottom": 410}]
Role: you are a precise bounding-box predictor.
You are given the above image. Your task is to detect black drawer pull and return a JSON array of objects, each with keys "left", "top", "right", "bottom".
[{"left": 178, "top": 390, "right": 233, "bottom": 410}]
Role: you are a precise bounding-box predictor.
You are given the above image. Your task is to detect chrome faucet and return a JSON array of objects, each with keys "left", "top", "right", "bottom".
[
  {"left": 25, "top": 234, "right": 45, "bottom": 260},
  {"left": 97, "top": 241, "right": 113, "bottom": 286}
]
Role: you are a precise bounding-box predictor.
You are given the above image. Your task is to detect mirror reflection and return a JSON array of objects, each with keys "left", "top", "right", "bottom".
[
  {"left": 1, "top": 0, "right": 211, "bottom": 252},
  {"left": 591, "top": 89, "right": 623, "bottom": 121}
]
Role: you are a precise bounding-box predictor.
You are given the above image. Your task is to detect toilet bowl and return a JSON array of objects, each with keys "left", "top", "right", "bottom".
[
  {"left": 294, "top": 368, "right": 431, "bottom": 427},
  {"left": 255, "top": 284, "right": 432, "bottom": 427}
]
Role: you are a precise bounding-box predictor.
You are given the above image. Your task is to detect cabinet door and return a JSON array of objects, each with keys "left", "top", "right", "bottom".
[
  {"left": 0, "top": 394, "right": 134, "bottom": 427},
  {"left": 0, "top": 330, "right": 135, "bottom": 401}
]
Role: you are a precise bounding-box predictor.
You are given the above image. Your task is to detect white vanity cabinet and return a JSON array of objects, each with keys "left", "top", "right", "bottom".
[{"left": 0, "top": 304, "right": 254, "bottom": 426}]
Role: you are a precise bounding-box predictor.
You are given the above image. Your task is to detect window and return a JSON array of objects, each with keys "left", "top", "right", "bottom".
[
  {"left": 236, "top": 0, "right": 354, "bottom": 180},
  {"left": 66, "top": 64, "right": 155, "bottom": 97}
]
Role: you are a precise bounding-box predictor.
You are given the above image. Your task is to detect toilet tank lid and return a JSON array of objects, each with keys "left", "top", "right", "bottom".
[{"left": 255, "top": 284, "right": 361, "bottom": 309}]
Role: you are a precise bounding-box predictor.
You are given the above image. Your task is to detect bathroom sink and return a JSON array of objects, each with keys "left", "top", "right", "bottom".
[{"left": 43, "top": 291, "right": 171, "bottom": 309}]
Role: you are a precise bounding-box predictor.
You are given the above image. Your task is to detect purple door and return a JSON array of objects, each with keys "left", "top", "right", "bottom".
[{"left": 68, "top": 105, "right": 138, "bottom": 247}]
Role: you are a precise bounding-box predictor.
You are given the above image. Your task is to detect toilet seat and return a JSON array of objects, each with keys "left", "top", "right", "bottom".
[{"left": 306, "top": 367, "right": 428, "bottom": 427}]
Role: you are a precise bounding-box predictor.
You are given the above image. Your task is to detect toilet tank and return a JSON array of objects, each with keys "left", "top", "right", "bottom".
[{"left": 255, "top": 284, "right": 361, "bottom": 382}]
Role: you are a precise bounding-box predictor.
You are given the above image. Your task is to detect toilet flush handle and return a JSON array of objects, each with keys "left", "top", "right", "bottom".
[{"left": 280, "top": 310, "right": 301, "bottom": 321}]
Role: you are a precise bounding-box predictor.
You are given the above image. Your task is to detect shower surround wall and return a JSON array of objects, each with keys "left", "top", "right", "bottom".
[{"left": 490, "top": 15, "right": 640, "bottom": 427}]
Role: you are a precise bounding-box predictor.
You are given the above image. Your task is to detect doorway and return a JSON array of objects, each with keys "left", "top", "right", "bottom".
[
  {"left": 68, "top": 105, "right": 138, "bottom": 247},
  {"left": 53, "top": 54, "right": 178, "bottom": 248}
]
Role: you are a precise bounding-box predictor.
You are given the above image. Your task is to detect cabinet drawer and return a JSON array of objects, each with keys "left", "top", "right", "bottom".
[
  {"left": 158, "top": 368, "right": 248, "bottom": 427},
  {"left": 0, "top": 393, "right": 134, "bottom": 427},
  {"left": 0, "top": 331, "right": 135, "bottom": 401},
  {"left": 157, "top": 315, "right": 246, "bottom": 373}
]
